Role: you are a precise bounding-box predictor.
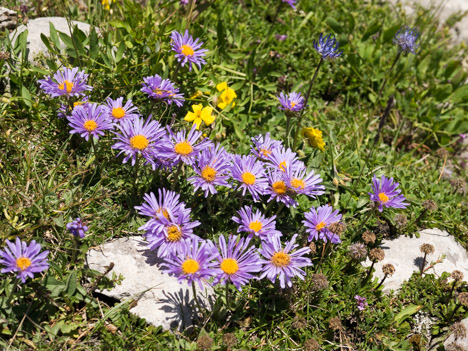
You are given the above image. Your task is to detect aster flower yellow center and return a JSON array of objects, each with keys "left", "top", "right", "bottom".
[
  {"left": 316, "top": 221, "right": 326, "bottom": 231},
  {"left": 260, "top": 148, "right": 271, "bottom": 157},
  {"left": 174, "top": 141, "right": 193, "bottom": 155},
  {"left": 249, "top": 220, "right": 263, "bottom": 232},
  {"left": 378, "top": 192, "right": 389, "bottom": 203},
  {"left": 290, "top": 102, "right": 296, "bottom": 108},
  {"left": 271, "top": 251, "right": 291, "bottom": 267},
  {"left": 241, "top": 172, "right": 256, "bottom": 185},
  {"left": 112, "top": 107, "right": 125, "bottom": 119},
  {"left": 130, "top": 135, "right": 149, "bottom": 150},
  {"left": 153, "top": 88, "right": 164, "bottom": 95},
  {"left": 180, "top": 44, "right": 195, "bottom": 56},
  {"left": 290, "top": 178, "right": 305, "bottom": 190},
  {"left": 182, "top": 259, "right": 199, "bottom": 274},
  {"left": 220, "top": 258, "right": 239, "bottom": 275},
  {"left": 279, "top": 161, "right": 287, "bottom": 172},
  {"left": 73, "top": 101, "right": 84, "bottom": 107},
  {"left": 58, "top": 80, "right": 74, "bottom": 93},
  {"left": 16, "top": 256, "right": 32, "bottom": 271},
  {"left": 201, "top": 166, "right": 217, "bottom": 182},
  {"left": 83, "top": 120, "right": 98, "bottom": 132},
  {"left": 156, "top": 208, "right": 170, "bottom": 220},
  {"left": 166, "top": 225, "right": 182, "bottom": 242},
  {"left": 272, "top": 181, "right": 287, "bottom": 195}
]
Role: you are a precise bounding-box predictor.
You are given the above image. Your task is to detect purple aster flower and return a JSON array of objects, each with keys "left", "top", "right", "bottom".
[
  {"left": 170, "top": 30, "right": 208, "bottom": 71},
  {"left": 284, "top": 167, "right": 324, "bottom": 198},
  {"left": 135, "top": 188, "right": 185, "bottom": 224},
  {"left": 57, "top": 97, "right": 89, "bottom": 119},
  {"left": 104, "top": 97, "right": 139, "bottom": 123},
  {"left": 354, "top": 295, "right": 368, "bottom": 311},
  {"left": 66, "top": 218, "right": 88, "bottom": 238},
  {"left": 232, "top": 206, "right": 281, "bottom": 240},
  {"left": 188, "top": 143, "right": 232, "bottom": 197},
  {"left": 266, "top": 170, "right": 297, "bottom": 208},
  {"left": 158, "top": 125, "right": 212, "bottom": 166},
  {"left": 213, "top": 235, "right": 262, "bottom": 290},
  {"left": 250, "top": 132, "right": 283, "bottom": 161},
  {"left": 369, "top": 174, "right": 409, "bottom": 212},
  {"left": 282, "top": 0, "right": 297, "bottom": 9},
  {"left": 162, "top": 236, "right": 218, "bottom": 289},
  {"left": 277, "top": 92, "right": 305, "bottom": 112},
  {"left": 231, "top": 155, "right": 268, "bottom": 202},
  {"left": 259, "top": 234, "right": 312, "bottom": 289},
  {"left": 0, "top": 237, "right": 49, "bottom": 283},
  {"left": 393, "top": 27, "right": 419, "bottom": 54},
  {"left": 111, "top": 116, "right": 166, "bottom": 166},
  {"left": 141, "top": 74, "right": 185, "bottom": 107},
  {"left": 303, "top": 205, "right": 342, "bottom": 244},
  {"left": 38, "top": 67, "right": 92, "bottom": 98},
  {"left": 67, "top": 103, "right": 113, "bottom": 141},
  {"left": 313, "top": 33, "right": 343, "bottom": 59},
  {"left": 275, "top": 34, "right": 288, "bottom": 41},
  {"left": 267, "top": 146, "right": 304, "bottom": 173},
  {"left": 143, "top": 206, "right": 201, "bottom": 258},
  {"left": 180, "top": 0, "right": 189, "bottom": 4}
]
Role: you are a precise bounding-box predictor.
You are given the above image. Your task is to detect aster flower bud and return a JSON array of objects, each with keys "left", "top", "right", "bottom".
[
  {"left": 382, "top": 263, "right": 395, "bottom": 276},
  {"left": 369, "top": 248, "right": 385, "bottom": 262},
  {"left": 420, "top": 243, "right": 435, "bottom": 255},
  {"left": 362, "top": 231, "right": 376, "bottom": 244},
  {"left": 309, "top": 242, "right": 317, "bottom": 255},
  {"left": 451, "top": 270, "right": 464, "bottom": 282},
  {"left": 348, "top": 243, "right": 367, "bottom": 261}
]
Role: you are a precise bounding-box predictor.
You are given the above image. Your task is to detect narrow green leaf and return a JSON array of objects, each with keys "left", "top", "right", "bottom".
[{"left": 394, "top": 305, "right": 422, "bottom": 325}]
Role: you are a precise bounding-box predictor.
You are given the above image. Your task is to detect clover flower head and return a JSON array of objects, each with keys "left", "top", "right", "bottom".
[
  {"left": 171, "top": 30, "right": 208, "bottom": 71},
  {"left": 141, "top": 74, "right": 185, "bottom": 107},
  {"left": 303, "top": 205, "right": 342, "bottom": 244},
  {"left": 393, "top": 27, "right": 419, "bottom": 54},
  {"left": 259, "top": 234, "right": 312, "bottom": 289},
  {"left": 0, "top": 237, "right": 49, "bottom": 283},
  {"left": 277, "top": 92, "right": 305, "bottom": 112},
  {"left": 369, "top": 174, "right": 409, "bottom": 212},
  {"left": 313, "top": 33, "right": 343, "bottom": 59},
  {"left": 67, "top": 103, "right": 113, "bottom": 141},
  {"left": 232, "top": 206, "right": 282, "bottom": 241},
  {"left": 66, "top": 218, "right": 88, "bottom": 238},
  {"left": 38, "top": 67, "right": 92, "bottom": 98}
]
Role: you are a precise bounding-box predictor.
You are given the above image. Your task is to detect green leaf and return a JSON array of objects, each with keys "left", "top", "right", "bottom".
[
  {"left": 21, "top": 86, "right": 32, "bottom": 107},
  {"left": 362, "top": 23, "right": 381, "bottom": 41},
  {"left": 326, "top": 17, "right": 343, "bottom": 34},
  {"left": 89, "top": 28, "right": 99, "bottom": 59},
  {"left": 49, "top": 22, "right": 60, "bottom": 48},
  {"left": 45, "top": 275, "right": 65, "bottom": 297},
  {"left": 66, "top": 271, "right": 77, "bottom": 296},
  {"left": 394, "top": 305, "right": 422, "bottom": 325},
  {"left": 115, "top": 41, "right": 126, "bottom": 63}
]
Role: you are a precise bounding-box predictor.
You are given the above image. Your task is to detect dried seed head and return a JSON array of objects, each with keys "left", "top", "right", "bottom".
[
  {"left": 450, "top": 322, "right": 467, "bottom": 340},
  {"left": 451, "top": 270, "right": 464, "bottom": 282},
  {"left": 394, "top": 214, "right": 407, "bottom": 227},
  {"left": 329, "top": 222, "right": 346, "bottom": 235},
  {"left": 423, "top": 199, "right": 438, "bottom": 212},
  {"left": 436, "top": 148, "right": 449, "bottom": 158},
  {"left": 348, "top": 243, "right": 367, "bottom": 261},
  {"left": 329, "top": 317, "right": 342, "bottom": 331},
  {"left": 369, "top": 248, "right": 385, "bottom": 262},
  {"left": 420, "top": 243, "right": 435, "bottom": 255},
  {"left": 377, "top": 221, "right": 390, "bottom": 235},
  {"left": 291, "top": 316, "right": 307, "bottom": 329},
  {"left": 310, "top": 273, "right": 329, "bottom": 291},
  {"left": 303, "top": 338, "right": 320, "bottom": 351},
  {"left": 408, "top": 334, "right": 421, "bottom": 347},
  {"left": 222, "top": 333, "right": 237, "bottom": 347},
  {"left": 196, "top": 335, "right": 213, "bottom": 351},
  {"left": 362, "top": 231, "right": 376, "bottom": 244},
  {"left": 457, "top": 292, "right": 468, "bottom": 307},
  {"left": 382, "top": 263, "right": 396, "bottom": 276},
  {"left": 450, "top": 178, "right": 467, "bottom": 195},
  {"left": 446, "top": 342, "right": 465, "bottom": 351},
  {"left": 309, "top": 242, "right": 317, "bottom": 255},
  {"left": 0, "top": 52, "right": 10, "bottom": 60}
]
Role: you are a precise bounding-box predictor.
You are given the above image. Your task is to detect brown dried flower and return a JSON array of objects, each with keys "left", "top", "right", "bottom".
[
  {"left": 196, "top": 335, "right": 213, "bottom": 350},
  {"left": 310, "top": 274, "right": 329, "bottom": 291},
  {"left": 446, "top": 342, "right": 465, "bottom": 351},
  {"left": 362, "top": 231, "right": 376, "bottom": 244},
  {"left": 394, "top": 214, "right": 407, "bottom": 227},
  {"left": 369, "top": 248, "right": 385, "bottom": 262},
  {"left": 0, "top": 52, "right": 10, "bottom": 60},
  {"left": 436, "top": 148, "right": 449, "bottom": 158},
  {"left": 303, "top": 338, "right": 320, "bottom": 351},
  {"left": 329, "top": 222, "right": 346, "bottom": 235},
  {"left": 222, "top": 333, "right": 237, "bottom": 347},
  {"left": 450, "top": 322, "right": 467, "bottom": 340},
  {"left": 420, "top": 243, "right": 435, "bottom": 255},
  {"left": 329, "top": 317, "right": 342, "bottom": 331},
  {"left": 348, "top": 243, "right": 367, "bottom": 261},
  {"left": 423, "top": 199, "right": 438, "bottom": 212},
  {"left": 291, "top": 316, "right": 307, "bottom": 329},
  {"left": 382, "top": 263, "right": 395, "bottom": 276},
  {"left": 457, "top": 292, "right": 468, "bottom": 307},
  {"left": 451, "top": 270, "right": 464, "bottom": 282},
  {"left": 309, "top": 242, "right": 317, "bottom": 255}
]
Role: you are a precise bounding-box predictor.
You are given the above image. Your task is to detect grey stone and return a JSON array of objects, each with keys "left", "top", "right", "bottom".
[
  {"left": 86, "top": 236, "right": 213, "bottom": 331},
  {"left": 363, "top": 228, "right": 468, "bottom": 293},
  {"left": 444, "top": 317, "right": 468, "bottom": 350},
  {"left": 8, "top": 17, "right": 91, "bottom": 62},
  {"left": 0, "top": 7, "right": 17, "bottom": 31}
]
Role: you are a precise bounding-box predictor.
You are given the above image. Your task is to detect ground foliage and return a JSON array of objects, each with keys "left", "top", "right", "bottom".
[{"left": 0, "top": 0, "right": 467, "bottom": 350}]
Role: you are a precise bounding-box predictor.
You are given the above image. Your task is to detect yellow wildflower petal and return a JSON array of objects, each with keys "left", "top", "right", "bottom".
[
  {"left": 201, "top": 108, "right": 215, "bottom": 126},
  {"left": 184, "top": 111, "right": 197, "bottom": 122},
  {"left": 217, "top": 101, "right": 227, "bottom": 109},
  {"left": 301, "top": 127, "right": 325, "bottom": 151},
  {"left": 192, "top": 104, "right": 203, "bottom": 114},
  {"left": 216, "top": 82, "right": 228, "bottom": 92},
  {"left": 192, "top": 117, "right": 202, "bottom": 130}
]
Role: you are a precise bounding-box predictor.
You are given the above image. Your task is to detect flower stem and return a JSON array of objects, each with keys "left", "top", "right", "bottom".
[
  {"left": 378, "top": 51, "right": 401, "bottom": 98},
  {"left": 364, "top": 260, "right": 376, "bottom": 283},
  {"left": 420, "top": 253, "right": 427, "bottom": 275},
  {"left": 132, "top": 156, "right": 140, "bottom": 201},
  {"left": 292, "top": 57, "right": 323, "bottom": 151},
  {"left": 171, "top": 162, "right": 183, "bottom": 191},
  {"left": 191, "top": 281, "right": 204, "bottom": 317},
  {"left": 352, "top": 207, "right": 376, "bottom": 241},
  {"left": 225, "top": 282, "right": 230, "bottom": 311},
  {"left": 374, "top": 273, "right": 388, "bottom": 291}
]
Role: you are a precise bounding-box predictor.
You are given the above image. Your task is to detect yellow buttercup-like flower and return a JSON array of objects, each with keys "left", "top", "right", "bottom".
[
  {"left": 216, "top": 82, "right": 237, "bottom": 109},
  {"left": 184, "top": 104, "right": 215, "bottom": 130},
  {"left": 301, "top": 127, "right": 325, "bottom": 151},
  {"left": 102, "top": 0, "right": 115, "bottom": 10}
]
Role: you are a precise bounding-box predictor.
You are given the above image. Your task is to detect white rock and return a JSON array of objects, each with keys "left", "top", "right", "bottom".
[
  {"left": 444, "top": 317, "right": 468, "bottom": 350},
  {"left": 0, "top": 7, "right": 17, "bottom": 31},
  {"left": 363, "top": 228, "right": 468, "bottom": 293},
  {"left": 86, "top": 236, "right": 213, "bottom": 330},
  {"left": 8, "top": 17, "right": 91, "bottom": 62},
  {"left": 386, "top": 0, "right": 468, "bottom": 44}
]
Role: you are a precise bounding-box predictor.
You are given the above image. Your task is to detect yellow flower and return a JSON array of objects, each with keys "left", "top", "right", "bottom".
[
  {"left": 184, "top": 104, "right": 215, "bottom": 130},
  {"left": 301, "top": 127, "right": 325, "bottom": 151},
  {"left": 216, "top": 82, "right": 237, "bottom": 109},
  {"left": 102, "top": 0, "right": 115, "bottom": 10}
]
